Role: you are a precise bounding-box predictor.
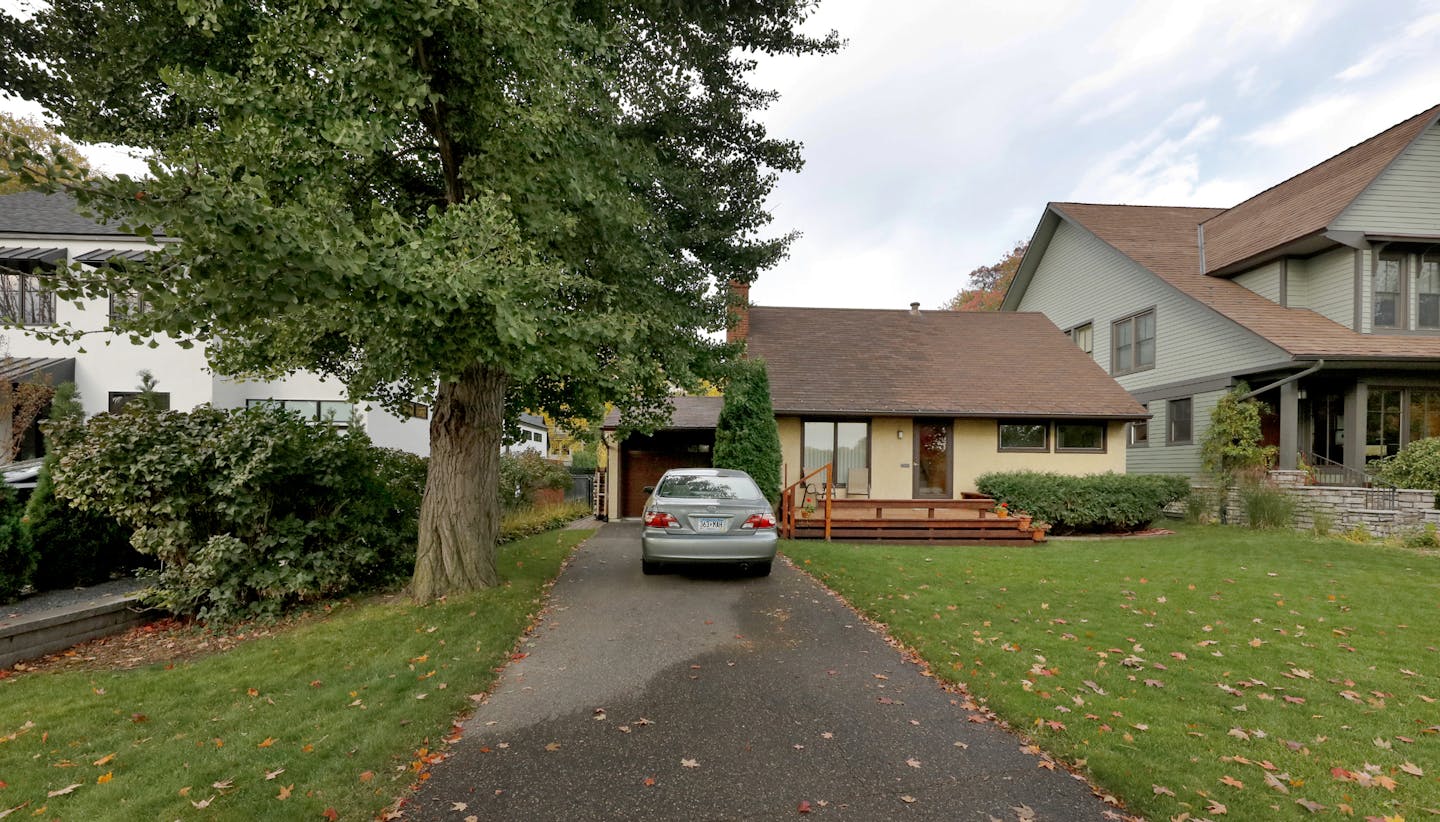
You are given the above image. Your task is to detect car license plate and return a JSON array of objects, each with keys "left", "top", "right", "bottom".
[{"left": 694, "top": 517, "right": 727, "bottom": 533}]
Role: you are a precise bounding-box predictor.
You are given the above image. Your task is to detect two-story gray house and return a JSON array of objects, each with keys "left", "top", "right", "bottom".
[{"left": 1004, "top": 102, "right": 1440, "bottom": 480}]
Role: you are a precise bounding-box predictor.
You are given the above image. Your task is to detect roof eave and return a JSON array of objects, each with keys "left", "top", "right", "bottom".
[{"left": 1000, "top": 207, "right": 1062, "bottom": 312}]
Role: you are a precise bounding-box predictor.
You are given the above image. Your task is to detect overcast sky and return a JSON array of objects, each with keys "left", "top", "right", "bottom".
[{"left": 5, "top": 0, "right": 1439, "bottom": 312}]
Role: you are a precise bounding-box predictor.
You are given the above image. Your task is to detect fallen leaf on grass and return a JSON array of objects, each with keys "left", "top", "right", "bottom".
[
  {"left": 92, "top": 753, "right": 115, "bottom": 767},
  {"left": 322, "top": 808, "right": 339, "bottom": 821},
  {"left": 1152, "top": 785, "right": 1175, "bottom": 797},
  {"left": 212, "top": 778, "right": 234, "bottom": 791},
  {"left": 191, "top": 796, "right": 214, "bottom": 809},
  {"left": 1206, "top": 800, "right": 1227, "bottom": 815},
  {"left": 1220, "top": 775, "right": 1244, "bottom": 789},
  {"left": 1295, "top": 798, "right": 1326, "bottom": 813},
  {"left": 1263, "top": 773, "right": 1290, "bottom": 794},
  {"left": 96, "top": 772, "right": 112, "bottom": 785},
  {"left": 358, "top": 771, "right": 374, "bottom": 783},
  {"left": 265, "top": 769, "right": 285, "bottom": 781},
  {"left": 277, "top": 784, "right": 292, "bottom": 801},
  {"left": 1400, "top": 762, "right": 1424, "bottom": 777},
  {"left": 46, "top": 785, "right": 80, "bottom": 798},
  {"left": 258, "top": 737, "right": 276, "bottom": 748}
]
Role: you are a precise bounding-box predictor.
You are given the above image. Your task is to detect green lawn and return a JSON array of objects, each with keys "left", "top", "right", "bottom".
[
  {"left": 0, "top": 528, "right": 591, "bottom": 820},
  {"left": 784, "top": 525, "right": 1440, "bottom": 820}
]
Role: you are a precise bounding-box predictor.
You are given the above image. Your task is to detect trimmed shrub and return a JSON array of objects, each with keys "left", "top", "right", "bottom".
[
  {"left": 976, "top": 471, "right": 1191, "bottom": 534},
  {"left": 0, "top": 483, "right": 35, "bottom": 602},
  {"left": 498, "top": 451, "right": 571, "bottom": 510},
  {"left": 713, "top": 359, "right": 782, "bottom": 505},
  {"left": 51, "top": 405, "right": 419, "bottom": 621}
]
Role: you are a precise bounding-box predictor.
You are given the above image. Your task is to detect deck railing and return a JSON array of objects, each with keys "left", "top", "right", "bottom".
[{"left": 780, "top": 463, "right": 834, "bottom": 540}]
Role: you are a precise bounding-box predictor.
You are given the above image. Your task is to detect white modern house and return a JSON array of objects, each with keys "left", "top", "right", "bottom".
[{"left": 0, "top": 191, "right": 433, "bottom": 456}]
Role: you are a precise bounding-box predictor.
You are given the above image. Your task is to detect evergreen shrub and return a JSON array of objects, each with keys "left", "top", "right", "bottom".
[{"left": 712, "top": 359, "right": 782, "bottom": 505}]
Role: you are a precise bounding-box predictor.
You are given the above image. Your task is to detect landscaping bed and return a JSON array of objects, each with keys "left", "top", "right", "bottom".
[
  {"left": 783, "top": 525, "right": 1440, "bottom": 820},
  {"left": 0, "top": 527, "right": 592, "bottom": 820}
]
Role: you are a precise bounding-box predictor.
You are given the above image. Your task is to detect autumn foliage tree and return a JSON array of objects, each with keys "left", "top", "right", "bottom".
[
  {"left": 1, "top": 0, "right": 838, "bottom": 600},
  {"left": 943, "top": 241, "right": 1028, "bottom": 311},
  {"left": 0, "top": 113, "right": 88, "bottom": 194}
]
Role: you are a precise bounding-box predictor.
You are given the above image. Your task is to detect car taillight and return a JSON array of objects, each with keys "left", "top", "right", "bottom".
[
  {"left": 742, "top": 513, "right": 776, "bottom": 530},
  {"left": 644, "top": 511, "right": 678, "bottom": 528}
]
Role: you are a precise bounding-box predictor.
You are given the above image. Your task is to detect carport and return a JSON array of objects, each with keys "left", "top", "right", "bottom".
[{"left": 601, "top": 396, "right": 722, "bottom": 519}]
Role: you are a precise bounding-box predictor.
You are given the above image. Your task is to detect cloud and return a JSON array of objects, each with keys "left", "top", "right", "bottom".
[
  {"left": 1336, "top": 10, "right": 1440, "bottom": 80},
  {"left": 1068, "top": 103, "right": 1250, "bottom": 206}
]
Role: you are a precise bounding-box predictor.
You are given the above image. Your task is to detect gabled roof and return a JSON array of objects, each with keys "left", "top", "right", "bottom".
[
  {"left": 1047, "top": 202, "right": 1440, "bottom": 360},
  {"left": 602, "top": 395, "right": 724, "bottom": 431},
  {"left": 0, "top": 191, "right": 133, "bottom": 236},
  {"left": 1201, "top": 103, "right": 1440, "bottom": 274},
  {"left": 744, "top": 306, "right": 1146, "bottom": 419}
]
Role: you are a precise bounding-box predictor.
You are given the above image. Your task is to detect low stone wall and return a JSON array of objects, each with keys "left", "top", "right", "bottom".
[
  {"left": 1180, "top": 475, "right": 1440, "bottom": 541},
  {"left": 1215, "top": 474, "right": 1438, "bottom": 538}
]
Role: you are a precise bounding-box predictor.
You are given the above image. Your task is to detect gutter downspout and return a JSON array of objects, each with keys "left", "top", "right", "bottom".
[
  {"left": 1241, "top": 360, "right": 1325, "bottom": 472},
  {"left": 1239, "top": 359, "right": 1325, "bottom": 400}
]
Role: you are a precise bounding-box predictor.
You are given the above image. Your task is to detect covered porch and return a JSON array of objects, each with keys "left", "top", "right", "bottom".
[{"left": 1250, "top": 360, "right": 1440, "bottom": 487}]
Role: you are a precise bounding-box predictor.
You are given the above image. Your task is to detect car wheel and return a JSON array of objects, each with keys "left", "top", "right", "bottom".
[
  {"left": 751, "top": 560, "right": 772, "bottom": 577},
  {"left": 642, "top": 559, "right": 662, "bottom": 575}
]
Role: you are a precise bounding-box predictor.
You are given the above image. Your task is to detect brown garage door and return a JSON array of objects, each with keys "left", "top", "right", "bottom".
[{"left": 620, "top": 431, "right": 714, "bottom": 518}]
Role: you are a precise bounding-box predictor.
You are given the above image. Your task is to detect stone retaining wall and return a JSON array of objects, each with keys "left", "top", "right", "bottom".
[{"left": 1207, "top": 474, "right": 1439, "bottom": 538}]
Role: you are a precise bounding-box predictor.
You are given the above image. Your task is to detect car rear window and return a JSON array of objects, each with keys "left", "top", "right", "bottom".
[{"left": 656, "top": 475, "right": 763, "bottom": 501}]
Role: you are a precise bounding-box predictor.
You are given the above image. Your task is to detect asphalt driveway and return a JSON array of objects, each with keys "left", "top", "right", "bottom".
[{"left": 406, "top": 521, "right": 1115, "bottom": 821}]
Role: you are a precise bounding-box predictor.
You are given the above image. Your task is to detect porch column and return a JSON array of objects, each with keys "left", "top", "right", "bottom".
[
  {"left": 1278, "top": 381, "right": 1299, "bottom": 470},
  {"left": 1344, "top": 382, "right": 1366, "bottom": 475}
]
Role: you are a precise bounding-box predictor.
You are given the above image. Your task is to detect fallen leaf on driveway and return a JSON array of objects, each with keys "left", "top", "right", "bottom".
[
  {"left": 681, "top": 758, "right": 699, "bottom": 768},
  {"left": 798, "top": 800, "right": 812, "bottom": 813},
  {"left": 544, "top": 742, "right": 561, "bottom": 752},
  {"left": 906, "top": 758, "right": 921, "bottom": 768},
  {"left": 899, "top": 795, "right": 916, "bottom": 804}
]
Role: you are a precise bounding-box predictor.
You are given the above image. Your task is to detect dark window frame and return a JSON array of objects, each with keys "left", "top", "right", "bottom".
[
  {"left": 108, "top": 391, "right": 171, "bottom": 413},
  {"left": 1373, "top": 252, "right": 1404, "bottom": 330},
  {"left": 0, "top": 259, "right": 58, "bottom": 326},
  {"left": 1129, "top": 405, "right": 1149, "bottom": 448},
  {"left": 245, "top": 398, "right": 353, "bottom": 427},
  {"left": 800, "top": 418, "right": 871, "bottom": 487},
  {"left": 1066, "top": 321, "right": 1094, "bottom": 355},
  {"left": 1167, "top": 397, "right": 1193, "bottom": 445},
  {"left": 1110, "top": 308, "right": 1156, "bottom": 375},
  {"left": 1417, "top": 254, "right": 1440, "bottom": 331},
  {"left": 108, "top": 290, "right": 153, "bottom": 323},
  {"left": 1055, "top": 420, "right": 1107, "bottom": 453},
  {"left": 997, "top": 419, "right": 1050, "bottom": 453}
]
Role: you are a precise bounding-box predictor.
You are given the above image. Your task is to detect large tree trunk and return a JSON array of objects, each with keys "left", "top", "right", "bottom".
[{"left": 411, "top": 362, "right": 507, "bottom": 602}]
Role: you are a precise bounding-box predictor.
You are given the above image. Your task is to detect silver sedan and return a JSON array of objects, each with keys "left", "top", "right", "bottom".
[{"left": 640, "top": 468, "right": 778, "bottom": 576}]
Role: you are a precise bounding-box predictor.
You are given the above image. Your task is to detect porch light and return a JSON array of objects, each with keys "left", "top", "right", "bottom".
[{"left": 897, "top": 429, "right": 904, "bottom": 439}]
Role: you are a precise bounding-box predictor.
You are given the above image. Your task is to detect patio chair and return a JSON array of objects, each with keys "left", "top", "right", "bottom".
[{"left": 846, "top": 468, "right": 870, "bottom": 498}]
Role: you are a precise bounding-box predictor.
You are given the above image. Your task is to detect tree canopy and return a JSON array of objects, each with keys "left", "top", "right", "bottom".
[
  {"left": 943, "top": 240, "right": 1028, "bottom": 311},
  {"left": 1, "top": 0, "right": 838, "bottom": 599}
]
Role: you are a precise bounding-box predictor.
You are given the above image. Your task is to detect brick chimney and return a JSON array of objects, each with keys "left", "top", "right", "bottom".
[{"left": 726, "top": 280, "right": 751, "bottom": 343}]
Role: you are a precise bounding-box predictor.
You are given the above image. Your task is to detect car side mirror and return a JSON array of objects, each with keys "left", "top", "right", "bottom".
[{"left": 643, "top": 485, "right": 655, "bottom": 494}]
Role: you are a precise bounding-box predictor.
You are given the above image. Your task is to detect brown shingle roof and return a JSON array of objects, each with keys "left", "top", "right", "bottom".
[
  {"left": 601, "top": 395, "right": 723, "bottom": 431},
  {"left": 1200, "top": 104, "right": 1440, "bottom": 273},
  {"left": 1054, "top": 202, "right": 1440, "bottom": 360},
  {"left": 744, "top": 307, "right": 1146, "bottom": 419}
]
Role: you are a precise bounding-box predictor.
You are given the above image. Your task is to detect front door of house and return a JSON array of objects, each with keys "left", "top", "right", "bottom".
[{"left": 913, "top": 419, "right": 952, "bottom": 499}]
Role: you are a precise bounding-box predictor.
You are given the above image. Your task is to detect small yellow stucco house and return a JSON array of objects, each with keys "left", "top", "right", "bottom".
[{"left": 601, "top": 301, "right": 1146, "bottom": 520}]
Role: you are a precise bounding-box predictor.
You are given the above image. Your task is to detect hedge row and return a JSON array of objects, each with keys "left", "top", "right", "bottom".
[{"left": 976, "top": 471, "right": 1191, "bottom": 534}]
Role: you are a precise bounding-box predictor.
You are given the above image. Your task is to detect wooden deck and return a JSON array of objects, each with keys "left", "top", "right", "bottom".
[{"left": 784, "top": 496, "right": 1046, "bottom": 545}]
